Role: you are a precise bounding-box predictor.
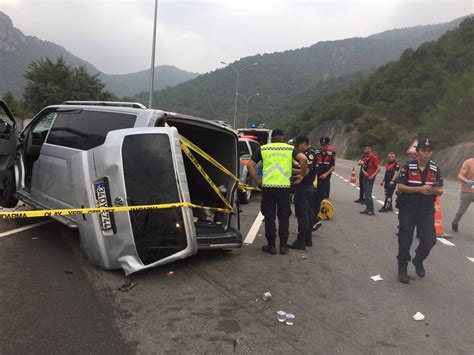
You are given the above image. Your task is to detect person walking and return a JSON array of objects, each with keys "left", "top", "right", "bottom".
[
  {"left": 360, "top": 144, "right": 380, "bottom": 216},
  {"left": 395, "top": 138, "right": 443, "bottom": 284},
  {"left": 311, "top": 136, "right": 335, "bottom": 228},
  {"left": 354, "top": 152, "right": 367, "bottom": 204},
  {"left": 451, "top": 157, "right": 474, "bottom": 232},
  {"left": 379, "top": 152, "right": 400, "bottom": 212},
  {"left": 288, "top": 135, "right": 318, "bottom": 250},
  {"left": 247, "top": 129, "right": 308, "bottom": 255}
]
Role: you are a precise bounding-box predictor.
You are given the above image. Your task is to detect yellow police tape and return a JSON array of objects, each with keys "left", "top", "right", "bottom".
[{"left": 0, "top": 202, "right": 233, "bottom": 219}]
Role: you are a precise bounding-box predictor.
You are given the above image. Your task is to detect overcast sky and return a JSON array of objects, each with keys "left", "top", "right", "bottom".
[{"left": 1, "top": 0, "right": 472, "bottom": 75}]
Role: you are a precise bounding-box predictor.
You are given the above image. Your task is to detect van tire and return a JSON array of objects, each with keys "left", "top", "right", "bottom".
[
  {"left": 238, "top": 177, "right": 252, "bottom": 204},
  {"left": 0, "top": 169, "right": 18, "bottom": 208}
]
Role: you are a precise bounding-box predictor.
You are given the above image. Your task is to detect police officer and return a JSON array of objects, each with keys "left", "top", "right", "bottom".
[
  {"left": 311, "top": 136, "right": 335, "bottom": 228},
  {"left": 247, "top": 129, "right": 308, "bottom": 255},
  {"left": 396, "top": 138, "right": 443, "bottom": 284},
  {"left": 288, "top": 135, "right": 318, "bottom": 250}
]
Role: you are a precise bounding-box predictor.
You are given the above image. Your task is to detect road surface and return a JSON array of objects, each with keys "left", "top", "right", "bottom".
[{"left": 1, "top": 159, "right": 473, "bottom": 354}]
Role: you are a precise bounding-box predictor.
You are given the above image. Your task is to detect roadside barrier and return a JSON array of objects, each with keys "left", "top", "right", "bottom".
[{"left": 434, "top": 196, "right": 451, "bottom": 238}]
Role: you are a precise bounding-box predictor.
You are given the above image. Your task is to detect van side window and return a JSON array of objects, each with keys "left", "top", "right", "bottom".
[
  {"left": 249, "top": 141, "right": 260, "bottom": 153},
  {"left": 47, "top": 110, "right": 136, "bottom": 150}
]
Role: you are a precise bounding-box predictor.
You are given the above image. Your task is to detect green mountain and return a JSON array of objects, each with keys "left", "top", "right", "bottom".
[
  {"left": 288, "top": 16, "right": 474, "bottom": 155},
  {"left": 134, "top": 16, "right": 466, "bottom": 127},
  {"left": 0, "top": 11, "right": 198, "bottom": 97}
]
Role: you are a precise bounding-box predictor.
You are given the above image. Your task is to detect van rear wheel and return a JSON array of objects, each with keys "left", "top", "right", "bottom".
[{"left": 0, "top": 169, "right": 18, "bottom": 208}]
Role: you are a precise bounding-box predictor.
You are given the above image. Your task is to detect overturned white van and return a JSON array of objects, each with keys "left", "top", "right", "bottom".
[{"left": 0, "top": 101, "right": 241, "bottom": 274}]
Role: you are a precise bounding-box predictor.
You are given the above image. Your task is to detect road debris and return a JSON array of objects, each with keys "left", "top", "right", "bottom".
[
  {"left": 165, "top": 271, "right": 175, "bottom": 277},
  {"left": 370, "top": 275, "right": 383, "bottom": 281},
  {"left": 277, "top": 311, "right": 286, "bottom": 322},
  {"left": 117, "top": 280, "right": 137, "bottom": 292},
  {"left": 262, "top": 291, "right": 272, "bottom": 301},
  {"left": 301, "top": 255, "right": 307, "bottom": 260},
  {"left": 31, "top": 237, "right": 39, "bottom": 240},
  {"left": 64, "top": 270, "right": 74, "bottom": 274},
  {"left": 413, "top": 312, "right": 425, "bottom": 321},
  {"left": 285, "top": 313, "right": 295, "bottom": 325}
]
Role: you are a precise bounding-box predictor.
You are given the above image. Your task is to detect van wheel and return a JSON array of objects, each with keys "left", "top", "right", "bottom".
[
  {"left": 0, "top": 169, "right": 18, "bottom": 208},
  {"left": 238, "top": 177, "right": 252, "bottom": 204}
]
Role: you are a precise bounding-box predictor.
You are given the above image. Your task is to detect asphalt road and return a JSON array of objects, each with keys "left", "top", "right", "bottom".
[{"left": 1, "top": 158, "right": 473, "bottom": 354}]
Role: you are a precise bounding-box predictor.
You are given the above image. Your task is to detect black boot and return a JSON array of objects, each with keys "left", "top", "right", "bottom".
[
  {"left": 398, "top": 262, "right": 409, "bottom": 284},
  {"left": 261, "top": 245, "right": 276, "bottom": 255},
  {"left": 280, "top": 244, "right": 289, "bottom": 255},
  {"left": 288, "top": 242, "right": 306, "bottom": 250},
  {"left": 412, "top": 257, "right": 425, "bottom": 277}
]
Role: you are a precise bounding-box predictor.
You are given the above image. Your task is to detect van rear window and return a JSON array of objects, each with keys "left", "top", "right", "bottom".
[{"left": 47, "top": 110, "right": 136, "bottom": 150}]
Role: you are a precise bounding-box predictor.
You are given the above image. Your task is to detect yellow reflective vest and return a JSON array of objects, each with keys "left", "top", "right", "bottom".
[{"left": 261, "top": 142, "right": 294, "bottom": 188}]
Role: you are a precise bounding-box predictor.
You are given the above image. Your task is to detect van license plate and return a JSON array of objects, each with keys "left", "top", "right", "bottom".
[{"left": 94, "top": 182, "right": 113, "bottom": 231}]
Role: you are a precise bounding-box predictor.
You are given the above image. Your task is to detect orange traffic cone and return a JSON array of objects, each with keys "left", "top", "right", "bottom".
[
  {"left": 350, "top": 167, "right": 357, "bottom": 184},
  {"left": 434, "top": 196, "right": 451, "bottom": 238}
]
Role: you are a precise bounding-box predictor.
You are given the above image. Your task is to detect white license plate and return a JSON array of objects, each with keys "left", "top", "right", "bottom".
[{"left": 94, "top": 182, "right": 113, "bottom": 231}]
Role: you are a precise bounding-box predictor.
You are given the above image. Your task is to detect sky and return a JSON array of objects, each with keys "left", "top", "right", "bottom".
[{"left": 0, "top": 0, "right": 472, "bottom": 75}]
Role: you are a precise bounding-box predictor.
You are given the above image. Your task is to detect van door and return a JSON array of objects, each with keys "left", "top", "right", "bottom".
[
  {"left": 69, "top": 127, "right": 197, "bottom": 274},
  {"left": 0, "top": 100, "right": 19, "bottom": 207}
]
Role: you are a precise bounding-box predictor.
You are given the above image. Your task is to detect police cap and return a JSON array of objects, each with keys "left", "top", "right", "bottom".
[
  {"left": 320, "top": 136, "right": 330, "bottom": 145},
  {"left": 271, "top": 129, "right": 284, "bottom": 137},
  {"left": 416, "top": 137, "right": 434, "bottom": 151}
]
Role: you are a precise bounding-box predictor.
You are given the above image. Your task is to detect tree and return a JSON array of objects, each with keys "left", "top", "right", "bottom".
[
  {"left": 1, "top": 91, "right": 31, "bottom": 118},
  {"left": 23, "top": 57, "right": 116, "bottom": 112}
]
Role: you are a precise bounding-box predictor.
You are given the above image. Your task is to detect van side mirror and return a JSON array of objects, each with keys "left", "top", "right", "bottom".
[{"left": 0, "top": 120, "right": 9, "bottom": 134}]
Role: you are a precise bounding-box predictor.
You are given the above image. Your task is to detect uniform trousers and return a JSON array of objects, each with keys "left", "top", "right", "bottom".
[
  {"left": 261, "top": 187, "right": 291, "bottom": 246},
  {"left": 452, "top": 192, "right": 474, "bottom": 225},
  {"left": 294, "top": 184, "right": 314, "bottom": 245},
  {"left": 397, "top": 207, "right": 437, "bottom": 263},
  {"left": 312, "top": 178, "right": 330, "bottom": 223}
]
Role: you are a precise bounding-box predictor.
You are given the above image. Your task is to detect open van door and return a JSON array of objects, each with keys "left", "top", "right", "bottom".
[
  {"left": 0, "top": 100, "right": 19, "bottom": 208},
  {"left": 68, "top": 127, "right": 198, "bottom": 274}
]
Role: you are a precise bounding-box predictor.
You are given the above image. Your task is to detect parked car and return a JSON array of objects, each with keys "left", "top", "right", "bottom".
[
  {"left": 237, "top": 128, "right": 272, "bottom": 146},
  {"left": 0, "top": 100, "right": 242, "bottom": 274},
  {"left": 238, "top": 138, "right": 261, "bottom": 203}
]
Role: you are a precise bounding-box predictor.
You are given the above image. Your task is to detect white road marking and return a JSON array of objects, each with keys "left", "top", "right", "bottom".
[
  {"left": 437, "top": 238, "right": 455, "bottom": 246},
  {"left": 244, "top": 212, "right": 264, "bottom": 245},
  {"left": 376, "top": 200, "right": 384, "bottom": 205},
  {"left": 394, "top": 211, "right": 399, "bottom": 215},
  {"left": 356, "top": 187, "right": 360, "bottom": 190},
  {"left": 0, "top": 220, "right": 53, "bottom": 238},
  {"left": 466, "top": 257, "right": 474, "bottom": 263},
  {"left": 344, "top": 179, "right": 349, "bottom": 183},
  {"left": 349, "top": 183, "right": 357, "bottom": 187}
]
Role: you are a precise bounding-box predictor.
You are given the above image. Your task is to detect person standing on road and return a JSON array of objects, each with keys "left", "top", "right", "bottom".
[
  {"left": 247, "top": 129, "right": 308, "bottom": 255},
  {"left": 324, "top": 143, "right": 336, "bottom": 199},
  {"left": 395, "top": 138, "right": 443, "bottom": 284},
  {"left": 379, "top": 152, "right": 400, "bottom": 212},
  {"left": 311, "top": 136, "right": 335, "bottom": 228},
  {"left": 360, "top": 144, "right": 380, "bottom": 216},
  {"left": 451, "top": 157, "right": 474, "bottom": 232},
  {"left": 288, "top": 135, "right": 318, "bottom": 250},
  {"left": 354, "top": 152, "right": 367, "bottom": 204}
]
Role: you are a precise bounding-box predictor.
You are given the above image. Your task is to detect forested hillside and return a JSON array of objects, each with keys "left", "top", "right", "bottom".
[
  {"left": 283, "top": 17, "right": 474, "bottom": 156},
  {"left": 0, "top": 12, "right": 197, "bottom": 97},
  {"left": 135, "top": 17, "right": 466, "bottom": 127}
]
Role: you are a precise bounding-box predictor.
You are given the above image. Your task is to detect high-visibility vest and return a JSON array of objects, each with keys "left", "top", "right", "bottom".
[{"left": 261, "top": 142, "right": 294, "bottom": 188}]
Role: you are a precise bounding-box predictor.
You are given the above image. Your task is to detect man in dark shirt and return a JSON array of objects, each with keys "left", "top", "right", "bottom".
[
  {"left": 395, "top": 138, "right": 443, "bottom": 284},
  {"left": 288, "top": 135, "right": 319, "bottom": 250},
  {"left": 379, "top": 152, "right": 400, "bottom": 212},
  {"left": 311, "top": 136, "right": 335, "bottom": 227}
]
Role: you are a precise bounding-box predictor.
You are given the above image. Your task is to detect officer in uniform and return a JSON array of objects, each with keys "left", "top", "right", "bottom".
[
  {"left": 247, "top": 129, "right": 308, "bottom": 255},
  {"left": 288, "top": 135, "right": 318, "bottom": 250},
  {"left": 395, "top": 138, "right": 443, "bottom": 284},
  {"left": 311, "top": 136, "right": 335, "bottom": 228}
]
